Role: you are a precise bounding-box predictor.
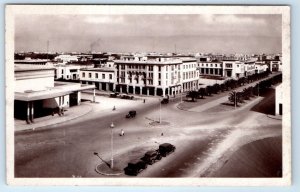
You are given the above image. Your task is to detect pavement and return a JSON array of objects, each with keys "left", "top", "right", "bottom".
[
  {"left": 14, "top": 103, "right": 93, "bottom": 132},
  {"left": 14, "top": 90, "right": 159, "bottom": 132}
]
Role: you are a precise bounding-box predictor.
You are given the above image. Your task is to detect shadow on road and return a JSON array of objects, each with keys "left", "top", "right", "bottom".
[{"left": 250, "top": 88, "right": 275, "bottom": 115}]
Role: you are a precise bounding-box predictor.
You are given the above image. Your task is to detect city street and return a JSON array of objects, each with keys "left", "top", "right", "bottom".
[{"left": 15, "top": 89, "right": 281, "bottom": 178}]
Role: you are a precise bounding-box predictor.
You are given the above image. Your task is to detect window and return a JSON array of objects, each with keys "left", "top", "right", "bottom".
[
  {"left": 89, "top": 73, "right": 92, "bottom": 78},
  {"left": 158, "top": 66, "right": 161, "bottom": 71},
  {"left": 215, "top": 64, "right": 218, "bottom": 67},
  {"left": 206, "top": 64, "right": 208, "bottom": 67},
  {"left": 102, "top": 74, "right": 105, "bottom": 79},
  {"left": 121, "top": 65, "right": 125, "bottom": 69},
  {"left": 158, "top": 81, "right": 161, "bottom": 85},
  {"left": 109, "top": 74, "right": 112, "bottom": 79},
  {"left": 158, "top": 73, "right": 161, "bottom": 79},
  {"left": 96, "top": 73, "right": 98, "bottom": 78},
  {"left": 61, "top": 69, "right": 64, "bottom": 74},
  {"left": 149, "top": 66, "right": 153, "bottom": 71},
  {"left": 82, "top": 72, "right": 85, "bottom": 78}
]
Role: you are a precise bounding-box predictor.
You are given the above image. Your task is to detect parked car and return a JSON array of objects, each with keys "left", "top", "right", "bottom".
[
  {"left": 159, "top": 143, "right": 176, "bottom": 157},
  {"left": 109, "top": 92, "right": 119, "bottom": 98},
  {"left": 124, "top": 159, "right": 147, "bottom": 176},
  {"left": 140, "top": 150, "right": 162, "bottom": 165},
  {"left": 120, "top": 94, "right": 134, "bottom": 100},
  {"left": 126, "top": 110, "right": 136, "bottom": 118},
  {"left": 161, "top": 98, "right": 169, "bottom": 104}
]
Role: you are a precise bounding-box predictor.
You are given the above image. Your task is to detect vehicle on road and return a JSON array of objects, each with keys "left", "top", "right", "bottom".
[
  {"left": 161, "top": 98, "right": 169, "bottom": 104},
  {"left": 120, "top": 94, "right": 134, "bottom": 100},
  {"left": 140, "top": 150, "right": 162, "bottom": 165},
  {"left": 126, "top": 110, "right": 136, "bottom": 118},
  {"left": 124, "top": 159, "right": 147, "bottom": 176},
  {"left": 109, "top": 92, "right": 119, "bottom": 98},
  {"left": 159, "top": 143, "right": 176, "bottom": 157}
]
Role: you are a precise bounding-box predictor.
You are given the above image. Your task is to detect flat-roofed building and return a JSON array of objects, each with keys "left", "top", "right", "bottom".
[
  {"left": 275, "top": 83, "right": 283, "bottom": 115},
  {"left": 222, "top": 60, "right": 245, "bottom": 79},
  {"left": 80, "top": 67, "right": 116, "bottom": 91},
  {"left": 14, "top": 64, "right": 95, "bottom": 124},
  {"left": 114, "top": 56, "right": 198, "bottom": 97},
  {"left": 54, "top": 64, "right": 81, "bottom": 80}
]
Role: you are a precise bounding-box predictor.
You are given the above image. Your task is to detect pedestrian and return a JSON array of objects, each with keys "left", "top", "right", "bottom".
[
  {"left": 143, "top": 99, "right": 146, "bottom": 103},
  {"left": 120, "top": 129, "right": 124, "bottom": 136},
  {"left": 113, "top": 106, "right": 116, "bottom": 111},
  {"left": 161, "top": 132, "right": 164, "bottom": 136}
]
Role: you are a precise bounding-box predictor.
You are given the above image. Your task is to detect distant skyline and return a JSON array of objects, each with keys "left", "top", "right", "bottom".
[{"left": 15, "top": 14, "right": 282, "bottom": 54}]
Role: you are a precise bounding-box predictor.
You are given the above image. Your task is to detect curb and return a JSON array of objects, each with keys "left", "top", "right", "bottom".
[
  {"left": 15, "top": 104, "right": 93, "bottom": 132},
  {"left": 266, "top": 114, "right": 282, "bottom": 120},
  {"left": 95, "top": 163, "right": 123, "bottom": 176}
]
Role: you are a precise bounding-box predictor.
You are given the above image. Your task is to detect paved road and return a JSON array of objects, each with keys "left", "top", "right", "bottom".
[{"left": 15, "top": 88, "right": 281, "bottom": 177}]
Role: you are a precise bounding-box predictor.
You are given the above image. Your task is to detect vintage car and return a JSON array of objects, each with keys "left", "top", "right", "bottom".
[
  {"left": 161, "top": 98, "right": 169, "bottom": 104},
  {"left": 124, "top": 159, "right": 148, "bottom": 176},
  {"left": 158, "top": 143, "right": 176, "bottom": 157},
  {"left": 140, "top": 150, "right": 162, "bottom": 165},
  {"left": 126, "top": 110, "right": 137, "bottom": 118}
]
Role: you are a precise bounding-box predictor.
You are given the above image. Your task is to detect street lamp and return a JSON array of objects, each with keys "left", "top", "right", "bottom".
[
  {"left": 110, "top": 122, "right": 114, "bottom": 169},
  {"left": 159, "top": 99, "right": 162, "bottom": 123}
]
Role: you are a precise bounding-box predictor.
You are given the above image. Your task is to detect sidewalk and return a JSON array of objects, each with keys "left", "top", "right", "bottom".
[{"left": 15, "top": 103, "right": 93, "bottom": 132}]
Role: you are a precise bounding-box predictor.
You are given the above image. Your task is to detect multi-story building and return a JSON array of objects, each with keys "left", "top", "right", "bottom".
[
  {"left": 222, "top": 59, "right": 245, "bottom": 79},
  {"left": 198, "top": 61, "right": 223, "bottom": 76},
  {"left": 80, "top": 67, "right": 116, "bottom": 91},
  {"left": 114, "top": 56, "right": 199, "bottom": 97}
]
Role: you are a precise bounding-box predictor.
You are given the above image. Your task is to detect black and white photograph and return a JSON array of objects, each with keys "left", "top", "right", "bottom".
[{"left": 5, "top": 5, "right": 291, "bottom": 186}]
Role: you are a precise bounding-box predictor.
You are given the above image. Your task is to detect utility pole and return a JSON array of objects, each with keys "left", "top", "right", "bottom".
[
  {"left": 46, "top": 40, "right": 49, "bottom": 60},
  {"left": 110, "top": 122, "right": 114, "bottom": 169}
]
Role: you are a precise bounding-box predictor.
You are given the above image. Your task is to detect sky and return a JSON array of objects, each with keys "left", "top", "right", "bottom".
[{"left": 14, "top": 14, "right": 282, "bottom": 54}]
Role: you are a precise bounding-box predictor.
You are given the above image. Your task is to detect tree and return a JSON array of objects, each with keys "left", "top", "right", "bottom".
[
  {"left": 228, "top": 91, "right": 244, "bottom": 107},
  {"left": 212, "top": 83, "right": 220, "bottom": 94},
  {"left": 206, "top": 85, "right": 213, "bottom": 96},
  {"left": 198, "top": 88, "right": 206, "bottom": 99},
  {"left": 186, "top": 91, "right": 199, "bottom": 102}
]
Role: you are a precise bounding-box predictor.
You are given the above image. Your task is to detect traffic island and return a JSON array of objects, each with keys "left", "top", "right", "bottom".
[{"left": 95, "top": 162, "right": 123, "bottom": 176}]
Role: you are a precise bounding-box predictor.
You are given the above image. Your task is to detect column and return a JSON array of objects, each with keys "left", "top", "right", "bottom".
[
  {"left": 113, "top": 83, "right": 116, "bottom": 92},
  {"left": 30, "top": 102, "right": 34, "bottom": 123},
  {"left": 120, "top": 85, "right": 123, "bottom": 93},
  {"left": 162, "top": 88, "right": 166, "bottom": 97},
  {"left": 133, "top": 86, "right": 135, "bottom": 94},
  {"left": 154, "top": 88, "right": 157, "bottom": 96},
  {"left": 99, "top": 83, "right": 102, "bottom": 90},
  {"left": 169, "top": 87, "right": 172, "bottom": 96},
  {"left": 140, "top": 87, "right": 143, "bottom": 95},
  {"left": 126, "top": 85, "right": 129, "bottom": 94},
  {"left": 58, "top": 96, "right": 62, "bottom": 116},
  {"left": 106, "top": 83, "right": 109, "bottom": 91},
  {"left": 147, "top": 88, "right": 149, "bottom": 96},
  {"left": 26, "top": 102, "right": 30, "bottom": 124}
]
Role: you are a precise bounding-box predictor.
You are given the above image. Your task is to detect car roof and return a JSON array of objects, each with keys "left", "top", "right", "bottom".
[
  {"left": 144, "top": 150, "right": 157, "bottom": 156},
  {"left": 128, "top": 159, "right": 144, "bottom": 164},
  {"left": 159, "top": 143, "right": 173, "bottom": 147}
]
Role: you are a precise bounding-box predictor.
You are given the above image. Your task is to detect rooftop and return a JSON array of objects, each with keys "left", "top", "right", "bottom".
[{"left": 14, "top": 64, "right": 54, "bottom": 72}]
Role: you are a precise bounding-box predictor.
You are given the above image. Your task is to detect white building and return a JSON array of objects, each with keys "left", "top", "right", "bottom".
[
  {"left": 54, "top": 65, "right": 81, "bottom": 80},
  {"left": 80, "top": 67, "right": 116, "bottom": 91},
  {"left": 222, "top": 60, "right": 245, "bottom": 79},
  {"left": 54, "top": 55, "right": 78, "bottom": 64},
  {"left": 114, "top": 56, "right": 199, "bottom": 97},
  {"left": 14, "top": 64, "right": 95, "bottom": 124}
]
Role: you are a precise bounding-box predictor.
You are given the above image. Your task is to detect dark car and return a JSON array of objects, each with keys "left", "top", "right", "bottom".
[
  {"left": 124, "top": 159, "right": 147, "bottom": 176},
  {"left": 120, "top": 94, "right": 134, "bottom": 100},
  {"left": 159, "top": 143, "right": 176, "bottom": 157},
  {"left": 141, "top": 150, "right": 162, "bottom": 165},
  {"left": 126, "top": 110, "right": 136, "bottom": 118},
  {"left": 109, "top": 92, "right": 119, "bottom": 98},
  {"left": 161, "top": 98, "right": 169, "bottom": 104}
]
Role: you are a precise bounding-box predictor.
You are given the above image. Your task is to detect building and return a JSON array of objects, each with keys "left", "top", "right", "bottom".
[
  {"left": 275, "top": 83, "right": 283, "bottom": 115},
  {"left": 198, "top": 61, "right": 223, "bottom": 77},
  {"left": 222, "top": 60, "right": 245, "bottom": 79},
  {"left": 14, "top": 64, "right": 95, "bottom": 124},
  {"left": 80, "top": 67, "right": 116, "bottom": 91},
  {"left": 14, "top": 58, "right": 50, "bottom": 65},
  {"left": 114, "top": 56, "right": 199, "bottom": 97},
  {"left": 54, "top": 54, "right": 78, "bottom": 64},
  {"left": 54, "top": 64, "right": 81, "bottom": 80}
]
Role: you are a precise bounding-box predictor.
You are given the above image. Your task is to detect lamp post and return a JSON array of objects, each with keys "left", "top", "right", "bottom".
[
  {"left": 180, "top": 85, "right": 183, "bottom": 103},
  {"left": 159, "top": 99, "right": 162, "bottom": 123},
  {"left": 110, "top": 122, "right": 114, "bottom": 169},
  {"left": 234, "top": 91, "right": 237, "bottom": 109}
]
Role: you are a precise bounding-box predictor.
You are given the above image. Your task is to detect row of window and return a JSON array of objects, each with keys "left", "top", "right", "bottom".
[
  {"left": 82, "top": 72, "right": 113, "bottom": 80},
  {"left": 199, "top": 63, "right": 222, "bottom": 68},
  {"left": 183, "top": 63, "right": 197, "bottom": 69},
  {"left": 183, "top": 71, "right": 197, "bottom": 80}
]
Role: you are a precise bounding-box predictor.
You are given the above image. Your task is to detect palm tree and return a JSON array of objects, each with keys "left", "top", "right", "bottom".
[
  {"left": 186, "top": 91, "right": 199, "bottom": 102},
  {"left": 206, "top": 85, "right": 213, "bottom": 96}
]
